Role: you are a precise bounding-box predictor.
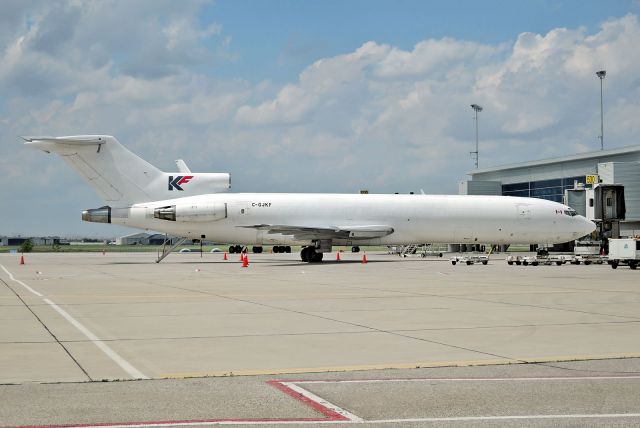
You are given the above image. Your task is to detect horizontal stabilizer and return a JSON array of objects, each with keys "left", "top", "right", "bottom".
[{"left": 22, "top": 136, "right": 106, "bottom": 145}]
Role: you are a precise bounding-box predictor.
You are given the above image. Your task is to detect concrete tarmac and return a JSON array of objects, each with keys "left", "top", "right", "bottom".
[{"left": 0, "top": 251, "right": 639, "bottom": 426}]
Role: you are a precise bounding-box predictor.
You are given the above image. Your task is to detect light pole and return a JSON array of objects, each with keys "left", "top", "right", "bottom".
[
  {"left": 470, "top": 104, "right": 483, "bottom": 168},
  {"left": 596, "top": 70, "right": 606, "bottom": 150}
]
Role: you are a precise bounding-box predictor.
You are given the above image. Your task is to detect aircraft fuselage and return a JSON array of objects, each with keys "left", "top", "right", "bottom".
[{"left": 108, "top": 193, "right": 594, "bottom": 246}]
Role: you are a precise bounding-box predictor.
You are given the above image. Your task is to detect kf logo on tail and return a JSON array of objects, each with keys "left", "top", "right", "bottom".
[{"left": 168, "top": 175, "right": 193, "bottom": 191}]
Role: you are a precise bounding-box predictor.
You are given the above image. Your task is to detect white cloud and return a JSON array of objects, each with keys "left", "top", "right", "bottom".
[{"left": 2, "top": 4, "right": 640, "bottom": 235}]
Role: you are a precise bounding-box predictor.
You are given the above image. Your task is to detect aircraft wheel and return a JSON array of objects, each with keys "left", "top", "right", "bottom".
[
  {"left": 300, "top": 247, "right": 309, "bottom": 262},
  {"left": 252, "top": 246, "right": 262, "bottom": 253},
  {"left": 556, "top": 261, "right": 562, "bottom": 266},
  {"left": 451, "top": 261, "right": 456, "bottom": 265},
  {"left": 352, "top": 246, "right": 360, "bottom": 253},
  {"left": 285, "top": 246, "right": 291, "bottom": 253},
  {"left": 507, "top": 261, "right": 513, "bottom": 265},
  {"left": 631, "top": 262, "right": 638, "bottom": 270},
  {"left": 229, "top": 245, "right": 236, "bottom": 254},
  {"left": 611, "top": 261, "right": 618, "bottom": 269},
  {"left": 310, "top": 251, "right": 323, "bottom": 263},
  {"left": 482, "top": 261, "right": 488, "bottom": 265},
  {"left": 466, "top": 260, "right": 472, "bottom": 265}
]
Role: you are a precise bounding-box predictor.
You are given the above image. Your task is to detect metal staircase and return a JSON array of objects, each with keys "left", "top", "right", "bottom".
[
  {"left": 156, "top": 236, "right": 188, "bottom": 263},
  {"left": 400, "top": 244, "right": 418, "bottom": 257}
]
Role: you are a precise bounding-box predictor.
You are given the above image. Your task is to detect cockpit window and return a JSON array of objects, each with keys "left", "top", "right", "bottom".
[{"left": 564, "top": 209, "right": 577, "bottom": 217}]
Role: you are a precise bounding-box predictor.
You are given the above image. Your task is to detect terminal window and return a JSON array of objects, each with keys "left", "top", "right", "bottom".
[{"left": 502, "top": 176, "right": 588, "bottom": 203}]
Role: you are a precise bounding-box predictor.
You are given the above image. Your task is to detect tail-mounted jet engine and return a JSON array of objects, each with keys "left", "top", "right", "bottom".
[
  {"left": 82, "top": 206, "right": 111, "bottom": 223},
  {"left": 154, "top": 203, "right": 227, "bottom": 222}
]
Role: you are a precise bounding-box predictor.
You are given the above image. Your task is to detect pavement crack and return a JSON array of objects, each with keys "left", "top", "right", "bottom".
[{"left": 0, "top": 277, "right": 93, "bottom": 382}]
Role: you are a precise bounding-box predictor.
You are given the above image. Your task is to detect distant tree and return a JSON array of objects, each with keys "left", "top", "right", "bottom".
[
  {"left": 52, "top": 242, "right": 61, "bottom": 252},
  {"left": 20, "top": 239, "right": 33, "bottom": 253}
]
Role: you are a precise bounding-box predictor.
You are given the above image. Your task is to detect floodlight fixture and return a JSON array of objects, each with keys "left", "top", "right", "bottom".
[
  {"left": 596, "top": 70, "right": 606, "bottom": 150},
  {"left": 470, "top": 104, "right": 483, "bottom": 168}
]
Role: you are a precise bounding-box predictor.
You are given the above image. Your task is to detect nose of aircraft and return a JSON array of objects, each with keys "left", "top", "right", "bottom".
[{"left": 578, "top": 216, "right": 596, "bottom": 237}]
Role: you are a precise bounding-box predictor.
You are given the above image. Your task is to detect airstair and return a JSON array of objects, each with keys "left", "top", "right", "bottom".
[
  {"left": 400, "top": 244, "right": 418, "bottom": 257},
  {"left": 156, "top": 236, "right": 188, "bottom": 263}
]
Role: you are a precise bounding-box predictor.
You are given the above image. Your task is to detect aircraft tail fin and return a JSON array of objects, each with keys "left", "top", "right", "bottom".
[{"left": 23, "top": 135, "right": 230, "bottom": 206}]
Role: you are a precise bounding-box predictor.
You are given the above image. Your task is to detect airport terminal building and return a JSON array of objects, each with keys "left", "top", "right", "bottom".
[{"left": 460, "top": 145, "right": 640, "bottom": 238}]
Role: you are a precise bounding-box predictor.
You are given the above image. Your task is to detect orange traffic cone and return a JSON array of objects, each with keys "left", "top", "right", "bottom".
[
  {"left": 240, "top": 252, "right": 244, "bottom": 261},
  {"left": 242, "top": 254, "right": 249, "bottom": 268},
  {"left": 223, "top": 252, "right": 228, "bottom": 261},
  {"left": 362, "top": 253, "right": 367, "bottom": 264},
  {"left": 336, "top": 251, "right": 341, "bottom": 261},
  {"left": 20, "top": 254, "right": 24, "bottom": 265}
]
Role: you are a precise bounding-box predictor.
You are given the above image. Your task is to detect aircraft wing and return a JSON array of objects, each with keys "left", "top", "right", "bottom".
[{"left": 240, "top": 224, "right": 394, "bottom": 240}]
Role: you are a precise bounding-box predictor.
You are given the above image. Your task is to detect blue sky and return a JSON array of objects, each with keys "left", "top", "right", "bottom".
[
  {"left": 1, "top": 0, "right": 640, "bottom": 237},
  {"left": 206, "top": 0, "right": 638, "bottom": 81}
]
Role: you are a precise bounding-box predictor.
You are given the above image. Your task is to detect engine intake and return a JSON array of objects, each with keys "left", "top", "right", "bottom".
[
  {"left": 154, "top": 206, "right": 176, "bottom": 221},
  {"left": 154, "top": 203, "right": 227, "bottom": 222}
]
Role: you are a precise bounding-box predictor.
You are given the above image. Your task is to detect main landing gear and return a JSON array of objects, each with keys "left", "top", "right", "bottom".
[
  {"left": 300, "top": 246, "right": 324, "bottom": 263},
  {"left": 228, "top": 245, "right": 245, "bottom": 254},
  {"left": 229, "top": 245, "right": 266, "bottom": 254}
]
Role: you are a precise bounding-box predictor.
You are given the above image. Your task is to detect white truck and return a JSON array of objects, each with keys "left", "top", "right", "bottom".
[{"left": 608, "top": 238, "right": 640, "bottom": 270}]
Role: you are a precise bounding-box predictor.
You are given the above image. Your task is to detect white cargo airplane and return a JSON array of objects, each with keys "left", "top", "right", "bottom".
[{"left": 24, "top": 135, "right": 595, "bottom": 262}]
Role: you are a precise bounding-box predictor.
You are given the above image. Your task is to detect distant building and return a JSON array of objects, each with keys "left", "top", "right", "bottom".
[
  {"left": 148, "top": 234, "right": 181, "bottom": 245},
  {"left": 115, "top": 232, "right": 150, "bottom": 246},
  {"left": 0, "top": 236, "right": 62, "bottom": 246},
  {"left": 115, "top": 232, "right": 185, "bottom": 245}
]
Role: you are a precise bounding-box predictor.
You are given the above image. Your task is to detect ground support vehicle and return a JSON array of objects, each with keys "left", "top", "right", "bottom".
[
  {"left": 608, "top": 238, "right": 640, "bottom": 270},
  {"left": 571, "top": 240, "right": 606, "bottom": 265},
  {"left": 507, "top": 254, "right": 572, "bottom": 266},
  {"left": 450, "top": 254, "right": 489, "bottom": 265},
  {"left": 570, "top": 254, "right": 606, "bottom": 265},
  {"left": 506, "top": 255, "right": 524, "bottom": 265}
]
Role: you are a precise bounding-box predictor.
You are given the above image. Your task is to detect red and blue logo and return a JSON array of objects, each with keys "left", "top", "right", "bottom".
[{"left": 168, "top": 175, "right": 193, "bottom": 191}]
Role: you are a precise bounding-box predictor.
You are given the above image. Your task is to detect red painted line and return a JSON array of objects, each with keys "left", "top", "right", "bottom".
[
  {"left": 266, "top": 380, "right": 349, "bottom": 421},
  {"left": 6, "top": 380, "right": 348, "bottom": 428}
]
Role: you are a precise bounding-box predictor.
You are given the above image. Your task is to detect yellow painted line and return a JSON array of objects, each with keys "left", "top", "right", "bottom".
[
  {"left": 161, "top": 353, "right": 640, "bottom": 379},
  {"left": 161, "top": 359, "right": 517, "bottom": 378}
]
